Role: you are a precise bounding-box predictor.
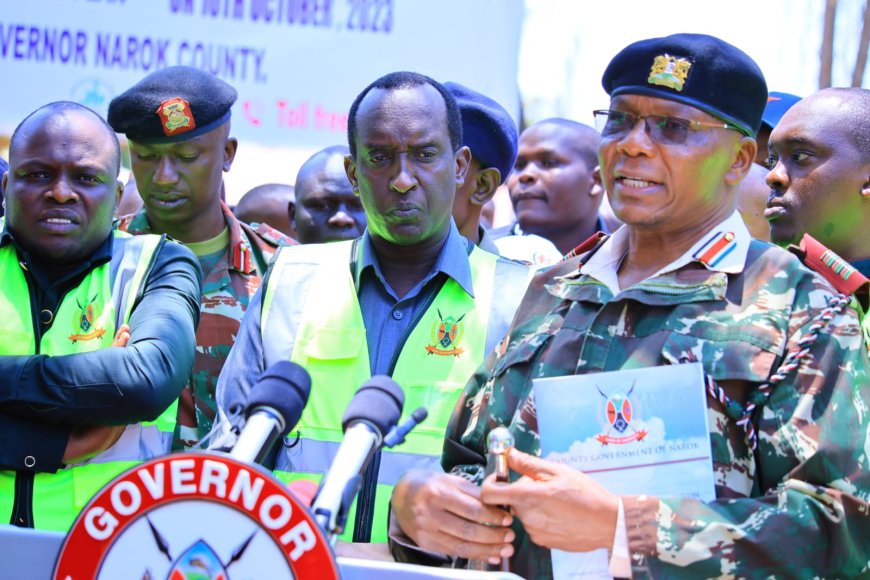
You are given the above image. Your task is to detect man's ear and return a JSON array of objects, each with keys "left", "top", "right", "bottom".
[
  {"left": 288, "top": 201, "right": 297, "bottom": 227},
  {"left": 589, "top": 165, "right": 604, "bottom": 197},
  {"left": 344, "top": 154, "right": 359, "bottom": 193},
  {"left": 223, "top": 137, "right": 239, "bottom": 172},
  {"left": 470, "top": 167, "right": 500, "bottom": 207},
  {"left": 454, "top": 146, "right": 472, "bottom": 189},
  {"left": 114, "top": 181, "right": 124, "bottom": 212},
  {"left": 724, "top": 136, "right": 756, "bottom": 186}
]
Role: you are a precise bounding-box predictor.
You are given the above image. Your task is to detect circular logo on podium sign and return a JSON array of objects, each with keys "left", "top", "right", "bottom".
[{"left": 54, "top": 453, "right": 339, "bottom": 579}]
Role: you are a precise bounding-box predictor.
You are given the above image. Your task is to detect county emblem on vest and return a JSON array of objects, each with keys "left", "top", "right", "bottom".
[
  {"left": 595, "top": 382, "right": 648, "bottom": 445},
  {"left": 69, "top": 294, "right": 106, "bottom": 342},
  {"left": 425, "top": 309, "right": 466, "bottom": 357}
]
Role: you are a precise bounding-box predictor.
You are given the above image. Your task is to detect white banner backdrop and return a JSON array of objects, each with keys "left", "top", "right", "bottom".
[{"left": 0, "top": 0, "right": 523, "bottom": 148}]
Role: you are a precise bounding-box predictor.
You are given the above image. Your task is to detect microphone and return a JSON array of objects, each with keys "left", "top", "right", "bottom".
[
  {"left": 384, "top": 407, "right": 428, "bottom": 448},
  {"left": 311, "top": 376, "right": 404, "bottom": 538},
  {"left": 230, "top": 361, "right": 311, "bottom": 465}
]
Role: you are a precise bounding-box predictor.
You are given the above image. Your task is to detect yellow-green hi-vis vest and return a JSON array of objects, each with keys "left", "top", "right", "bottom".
[
  {"left": 0, "top": 231, "right": 175, "bottom": 532},
  {"left": 264, "top": 240, "right": 530, "bottom": 543}
]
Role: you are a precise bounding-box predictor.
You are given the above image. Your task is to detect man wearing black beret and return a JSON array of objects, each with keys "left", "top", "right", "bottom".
[
  {"left": 391, "top": 33, "right": 870, "bottom": 578},
  {"left": 108, "top": 66, "right": 295, "bottom": 449},
  {"left": 443, "top": 81, "right": 517, "bottom": 255}
]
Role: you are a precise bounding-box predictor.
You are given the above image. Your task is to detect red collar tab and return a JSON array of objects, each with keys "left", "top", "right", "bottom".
[
  {"left": 564, "top": 231, "right": 608, "bottom": 261},
  {"left": 798, "top": 234, "right": 869, "bottom": 296},
  {"left": 694, "top": 231, "right": 736, "bottom": 268},
  {"left": 223, "top": 203, "right": 254, "bottom": 274}
]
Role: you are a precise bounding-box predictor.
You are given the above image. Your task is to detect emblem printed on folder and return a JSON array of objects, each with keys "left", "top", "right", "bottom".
[
  {"left": 595, "top": 382, "right": 647, "bottom": 445},
  {"left": 425, "top": 309, "right": 466, "bottom": 357},
  {"left": 648, "top": 54, "right": 692, "bottom": 92}
]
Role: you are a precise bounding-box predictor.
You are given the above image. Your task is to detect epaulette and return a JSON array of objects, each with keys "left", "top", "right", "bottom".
[
  {"left": 563, "top": 231, "right": 609, "bottom": 264},
  {"left": 789, "top": 233, "right": 869, "bottom": 308},
  {"left": 252, "top": 222, "right": 297, "bottom": 247}
]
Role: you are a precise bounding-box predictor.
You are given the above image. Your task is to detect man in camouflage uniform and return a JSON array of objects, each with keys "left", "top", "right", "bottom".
[
  {"left": 766, "top": 87, "right": 870, "bottom": 350},
  {"left": 390, "top": 34, "right": 870, "bottom": 578},
  {"left": 108, "top": 67, "right": 294, "bottom": 447}
]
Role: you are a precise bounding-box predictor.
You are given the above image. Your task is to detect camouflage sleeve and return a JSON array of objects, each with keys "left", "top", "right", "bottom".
[
  {"left": 442, "top": 264, "right": 569, "bottom": 485},
  {"left": 624, "top": 286, "right": 870, "bottom": 578},
  {"left": 442, "top": 350, "right": 499, "bottom": 484},
  {"left": 208, "top": 285, "right": 268, "bottom": 451}
]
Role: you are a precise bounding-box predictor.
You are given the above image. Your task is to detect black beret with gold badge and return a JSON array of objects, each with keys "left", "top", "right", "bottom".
[
  {"left": 602, "top": 33, "right": 768, "bottom": 137},
  {"left": 108, "top": 66, "right": 237, "bottom": 143}
]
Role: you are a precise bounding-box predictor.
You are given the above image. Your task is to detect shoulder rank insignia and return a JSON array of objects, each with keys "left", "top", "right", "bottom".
[
  {"left": 564, "top": 231, "right": 608, "bottom": 263},
  {"left": 253, "top": 222, "right": 297, "bottom": 247},
  {"left": 694, "top": 231, "right": 736, "bottom": 268},
  {"left": 156, "top": 97, "right": 196, "bottom": 137},
  {"left": 792, "top": 234, "right": 870, "bottom": 299},
  {"left": 425, "top": 309, "right": 466, "bottom": 357},
  {"left": 648, "top": 54, "right": 692, "bottom": 92}
]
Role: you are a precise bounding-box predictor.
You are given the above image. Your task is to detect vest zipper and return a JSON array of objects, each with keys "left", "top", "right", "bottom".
[
  {"left": 10, "top": 472, "right": 34, "bottom": 527},
  {"left": 11, "top": 265, "right": 41, "bottom": 528},
  {"left": 352, "top": 275, "right": 448, "bottom": 543}
]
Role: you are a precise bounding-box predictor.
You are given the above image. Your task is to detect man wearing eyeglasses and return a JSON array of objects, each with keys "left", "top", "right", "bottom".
[{"left": 390, "top": 33, "right": 870, "bottom": 578}]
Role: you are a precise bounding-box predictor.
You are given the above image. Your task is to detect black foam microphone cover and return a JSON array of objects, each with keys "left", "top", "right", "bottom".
[
  {"left": 341, "top": 375, "right": 404, "bottom": 436},
  {"left": 245, "top": 361, "right": 312, "bottom": 437}
]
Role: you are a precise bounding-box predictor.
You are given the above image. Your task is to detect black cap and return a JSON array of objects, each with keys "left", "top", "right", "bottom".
[
  {"left": 108, "top": 66, "right": 237, "bottom": 143},
  {"left": 444, "top": 82, "right": 518, "bottom": 185},
  {"left": 602, "top": 33, "right": 768, "bottom": 137}
]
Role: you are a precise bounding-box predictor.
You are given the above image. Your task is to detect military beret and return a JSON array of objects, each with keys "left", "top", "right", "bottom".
[
  {"left": 108, "top": 66, "right": 237, "bottom": 143},
  {"left": 444, "top": 82, "right": 518, "bottom": 185},
  {"left": 602, "top": 33, "right": 768, "bottom": 137},
  {"left": 761, "top": 91, "right": 801, "bottom": 131}
]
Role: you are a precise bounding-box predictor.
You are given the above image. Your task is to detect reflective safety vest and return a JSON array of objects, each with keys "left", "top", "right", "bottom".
[
  {"left": 265, "top": 240, "right": 529, "bottom": 543},
  {"left": 0, "top": 231, "right": 176, "bottom": 531}
]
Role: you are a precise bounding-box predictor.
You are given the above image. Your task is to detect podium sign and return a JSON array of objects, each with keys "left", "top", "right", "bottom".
[{"left": 54, "top": 453, "right": 339, "bottom": 579}]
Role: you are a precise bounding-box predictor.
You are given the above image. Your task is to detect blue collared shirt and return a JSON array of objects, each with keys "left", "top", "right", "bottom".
[{"left": 355, "top": 220, "right": 475, "bottom": 375}]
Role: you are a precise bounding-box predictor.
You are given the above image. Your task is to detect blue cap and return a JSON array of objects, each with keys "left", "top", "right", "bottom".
[
  {"left": 761, "top": 92, "right": 801, "bottom": 131},
  {"left": 444, "top": 82, "right": 518, "bottom": 185},
  {"left": 602, "top": 33, "right": 768, "bottom": 137},
  {"left": 108, "top": 66, "right": 237, "bottom": 143}
]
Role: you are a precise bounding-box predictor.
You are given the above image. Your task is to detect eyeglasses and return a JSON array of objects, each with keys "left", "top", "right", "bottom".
[{"left": 592, "top": 109, "right": 742, "bottom": 145}]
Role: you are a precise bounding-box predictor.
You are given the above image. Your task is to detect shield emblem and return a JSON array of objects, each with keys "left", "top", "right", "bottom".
[
  {"left": 168, "top": 539, "right": 228, "bottom": 580},
  {"left": 438, "top": 320, "right": 458, "bottom": 349},
  {"left": 604, "top": 392, "right": 632, "bottom": 433}
]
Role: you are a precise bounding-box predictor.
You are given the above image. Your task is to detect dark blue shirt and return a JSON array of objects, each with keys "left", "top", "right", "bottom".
[{"left": 355, "top": 221, "right": 475, "bottom": 375}]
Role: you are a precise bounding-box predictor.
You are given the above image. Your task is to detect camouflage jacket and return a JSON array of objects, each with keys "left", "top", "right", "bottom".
[
  {"left": 444, "top": 217, "right": 870, "bottom": 579},
  {"left": 118, "top": 202, "right": 295, "bottom": 444}
]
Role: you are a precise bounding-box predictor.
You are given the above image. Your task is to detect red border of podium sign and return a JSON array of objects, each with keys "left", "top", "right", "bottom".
[{"left": 54, "top": 453, "right": 339, "bottom": 579}]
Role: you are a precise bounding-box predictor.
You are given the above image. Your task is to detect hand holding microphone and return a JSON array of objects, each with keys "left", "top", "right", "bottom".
[{"left": 487, "top": 426, "right": 515, "bottom": 572}]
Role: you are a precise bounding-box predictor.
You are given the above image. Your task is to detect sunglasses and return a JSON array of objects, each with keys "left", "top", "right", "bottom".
[{"left": 592, "top": 110, "right": 742, "bottom": 146}]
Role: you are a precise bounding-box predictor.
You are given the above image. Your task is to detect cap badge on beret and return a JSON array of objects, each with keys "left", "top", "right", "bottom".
[
  {"left": 648, "top": 54, "right": 692, "bottom": 92},
  {"left": 156, "top": 97, "right": 196, "bottom": 137}
]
